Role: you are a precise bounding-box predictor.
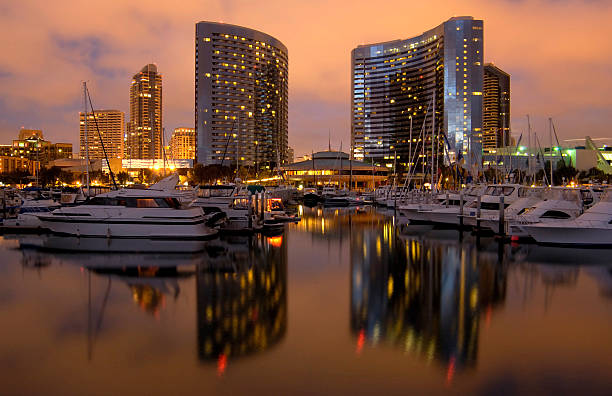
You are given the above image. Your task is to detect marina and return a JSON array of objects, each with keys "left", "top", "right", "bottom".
[{"left": 0, "top": 206, "right": 611, "bottom": 395}]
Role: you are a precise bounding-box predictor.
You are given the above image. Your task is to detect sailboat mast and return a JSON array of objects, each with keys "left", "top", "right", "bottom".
[
  {"left": 549, "top": 117, "right": 553, "bottom": 186},
  {"left": 527, "top": 115, "right": 532, "bottom": 184},
  {"left": 431, "top": 89, "right": 435, "bottom": 190},
  {"left": 83, "top": 82, "right": 90, "bottom": 196}
]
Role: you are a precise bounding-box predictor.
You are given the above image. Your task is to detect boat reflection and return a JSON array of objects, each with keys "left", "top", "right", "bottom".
[
  {"left": 196, "top": 234, "right": 287, "bottom": 373},
  {"left": 351, "top": 220, "right": 507, "bottom": 375}
]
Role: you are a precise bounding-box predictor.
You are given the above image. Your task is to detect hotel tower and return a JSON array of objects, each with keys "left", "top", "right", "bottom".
[
  {"left": 195, "top": 22, "right": 288, "bottom": 167},
  {"left": 351, "top": 16, "right": 484, "bottom": 170},
  {"left": 127, "top": 64, "right": 163, "bottom": 160}
]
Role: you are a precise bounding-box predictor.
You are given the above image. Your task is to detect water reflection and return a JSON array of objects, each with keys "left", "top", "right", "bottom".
[
  {"left": 9, "top": 233, "right": 287, "bottom": 370},
  {"left": 196, "top": 235, "right": 287, "bottom": 372},
  {"left": 351, "top": 226, "right": 507, "bottom": 375}
]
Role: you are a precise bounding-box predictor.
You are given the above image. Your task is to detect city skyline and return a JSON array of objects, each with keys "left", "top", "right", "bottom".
[{"left": 1, "top": 1, "right": 611, "bottom": 159}]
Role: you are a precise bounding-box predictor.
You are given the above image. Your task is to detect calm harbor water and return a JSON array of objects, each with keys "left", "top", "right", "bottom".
[{"left": 1, "top": 206, "right": 611, "bottom": 395}]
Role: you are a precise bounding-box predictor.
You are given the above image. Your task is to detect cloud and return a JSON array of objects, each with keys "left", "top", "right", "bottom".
[{"left": 0, "top": 0, "right": 611, "bottom": 157}]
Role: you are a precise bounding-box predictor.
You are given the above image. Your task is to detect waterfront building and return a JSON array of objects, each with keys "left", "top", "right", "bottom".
[
  {"left": 79, "top": 110, "right": 125, "bottom": 160},
  {"left": 170, "top": 127, "right": 196, "bottom": 159},
  {"left": 9, "top": 129, "right": 72, "bottom": 166},
  {"left": 281, "top": 150, "right": 388, "bottom": 190},
  {"left": 0, "top": 155, "right": 34, "bottom": 174},
  {"left": 127, "top": 64, "right": 163, "bottom": 160},
  {"left": 351, "top": 16, "right": 484, "bottom": 170},
  {"left": 195, "top": 22, "right": 288, "bottom": 167},
  {"left": 483, "top": 64, "right": 510, "bottom": 152}
]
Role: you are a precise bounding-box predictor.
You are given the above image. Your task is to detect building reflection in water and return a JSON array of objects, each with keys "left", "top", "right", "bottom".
[
  {"left": 196, "top": 234, "right": 287, "bottom": 373},
  {"left": 350, "top": 218, "right": 507, "bottom": 375}
]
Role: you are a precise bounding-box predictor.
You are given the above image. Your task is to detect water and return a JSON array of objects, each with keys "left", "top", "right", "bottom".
[{"left": 1, "top": 207, "right": 611, "bottom": 395}]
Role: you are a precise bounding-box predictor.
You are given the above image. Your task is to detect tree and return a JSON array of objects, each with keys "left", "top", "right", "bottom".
[
  {"left": 554, "top": 161, "right": 578, "bottom": 185},
  {"left": 39, "top": 166, "right": 62, "bottom": 187},
  {"left": 117, "top": 171, "right": 130, "bottom": 185}
]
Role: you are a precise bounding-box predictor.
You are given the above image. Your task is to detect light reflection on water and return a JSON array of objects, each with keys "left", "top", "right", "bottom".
[{"left": 0, "top": 207, "right": 611, "bottom": 395}]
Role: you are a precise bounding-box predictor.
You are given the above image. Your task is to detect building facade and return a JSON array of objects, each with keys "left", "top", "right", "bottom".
[
  {"left": 10, "top": 129, "right": 72, "bottom": 166},
  {"left": 195, "top": 22, "right": 289, "bottom": 167},
  {"left": 79, "top": 110, "right": 125, "bottom": 159},
  {"left": 127, "top": 64, "right": 163, "bottom": 160},
  {"left": 170, "top": 127, "right": 196, "bottom": 159},
  {"left": 482, "top": 63, "right": 510, "bottom": 152},
  {"left": 351, "top": 16, "right": 483, "bottom": 170}
]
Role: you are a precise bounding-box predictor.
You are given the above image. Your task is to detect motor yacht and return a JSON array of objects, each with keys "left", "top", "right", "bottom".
[
  {"left": 461, "top": 184, "right": 525, "bottom": 228},
  {"left": 475, "top": 186, "right": 546, "bottom": 233},
  {"left": 523, "top": 189, "right": 612, "bottom": 246},
  {"left": 0, "top": 198, "right": 60, "bottom": 233},
  {"left": 405, "top": 185, "right": 485, "bottom": 227},
  {"left": 37, "top": 189, "right": 218, "bottom": 240},
  {"left": 501, "top": 188, "right": 583, "bottom": 238}
]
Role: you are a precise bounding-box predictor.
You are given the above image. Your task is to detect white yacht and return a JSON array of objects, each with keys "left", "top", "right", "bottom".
[
  {"left": 475, "top": 186, "right": 546, "bottom": 233},
  {"left": 37, "top": 189, "right": 218, "bottom": 240},
  {"left": 462, "top": 184, "right": 525, "bottom": 228},
  {"left": 0, "top": 198, "right": 60, "bottom": 232},
  {"left": 523, "top": 189, "right": 612, "bottom": 246},
  {"left": 502, "top": 188, "right": 583, "bottom": 238},
  {"left": 408, "top": 185, "right": 485, "bottom": 226}
]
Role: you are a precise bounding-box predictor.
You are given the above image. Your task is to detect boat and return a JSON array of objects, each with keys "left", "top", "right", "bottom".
[
  {"left": 0, "top": 198, "right": 60, "bottom": 233},
  {"left": 501, "top": 188, "right": 584, "bottom": 239},
  {"left": 461, "top": 184, "right": 525, "bottom": 228},
  {"left": 36, "top": 188, "right": 218, "bottom": 240},
  {"left": 523, "top": 189, "right": 612, "bottom": 246}
]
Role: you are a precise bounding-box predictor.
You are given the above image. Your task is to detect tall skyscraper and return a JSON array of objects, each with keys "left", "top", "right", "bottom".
[
  {"left": 170, "top": 127, "right": 196, "bottom": 159},
  {"left": 79, "top": 110, "right": 125, "bottom": 159},
  {"left": 195, "top": 22, "right": 288, "bottom": 167},
  {"left": 127, "top": 64, "right": 162, "bottom": 160},
  {"left": 351, "top": 16, "right": 484, "bottom": 169},
  {"left": 483, "top": 64, "right": 510, "bottom": 152}
]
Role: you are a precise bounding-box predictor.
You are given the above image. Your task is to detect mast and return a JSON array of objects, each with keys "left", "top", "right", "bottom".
[
  {"left": 549, "top": 117, "right": 553, "bottom": 186},
  {"left": 162, "top": 127, "right": 166, "bottom": 176},
  {"left": 408, "top": 115, "right": 413, "bottom": 186},
  {"left": 527, "top": 115, "right": 532, "bottom": 184},
  {"left": 83, "top": 82, "right": 90, "bottom": 196},
  {"left": 349, "top": 144, "right": 353, "bottom": 191},
  {"left": 431, "top": 88, "right": 435, "bottom": 190}
]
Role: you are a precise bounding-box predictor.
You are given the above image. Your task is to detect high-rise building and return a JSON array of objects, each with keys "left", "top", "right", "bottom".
[
  {"left": 351, "top": 16, "right": 484, "bottom": 169},
  {"left": 79, "top": 110, "right": 125, "bottom": 159},
  {"left": 170, "top": 127, "right": 196, "bottom": 159},
  {"left": 483, "top": 64, "right": 510, "bottom": 152},
  {"left": 195, "top": 22, "right": 288, "bottom": 167},
  {"left": 127, "top": 64, "right": 162, "bottom": 160}
]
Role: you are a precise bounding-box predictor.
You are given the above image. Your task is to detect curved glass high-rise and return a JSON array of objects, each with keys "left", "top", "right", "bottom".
[
  {"left": 195, "top": 22, "right": 288, "bottom": 167},
  {"left": 351, "top": 17, "right": 483, "bottom": 170}
]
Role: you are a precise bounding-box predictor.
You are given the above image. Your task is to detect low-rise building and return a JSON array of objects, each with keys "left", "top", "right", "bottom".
[{"left": 281, "top": 150, "right": 388, "bottom": 190}]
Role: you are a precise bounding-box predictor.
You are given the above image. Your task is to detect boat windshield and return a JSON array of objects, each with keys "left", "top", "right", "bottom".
[
  {"left": 197, "top": 186, "right": 235, "bottom": 198},
  {"left": 87, "top": 196, "right": 181, "bottom": 208}
]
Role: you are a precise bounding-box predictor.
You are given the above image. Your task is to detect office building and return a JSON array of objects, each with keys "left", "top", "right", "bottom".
[
  {"left": 79, "top": 110, "right": 125, "bottom": 159},
  {"left": 170, "top": 127, "right": 196, "bottom": 159},
  {"left": 351, "top": 16, "right": 484, "bottom": 170},
  {"left": 127, "top": 64, "right": 163, "bottom": 159},
  {"left": 483, "top": 64, "right": 510, "bottom": 152},
  {"left": 195, "top": 22, "right": 288, "bottom": 167},
  {"left": 10, "top": 128, "right": 72, "bottom": 166}
]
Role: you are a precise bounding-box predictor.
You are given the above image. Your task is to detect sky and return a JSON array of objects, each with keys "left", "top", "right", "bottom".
[{"left": 0, "top": 0, "right": 611, "bottom": 158}]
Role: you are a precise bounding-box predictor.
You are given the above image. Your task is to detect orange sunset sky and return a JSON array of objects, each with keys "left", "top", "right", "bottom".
[{"left": 1, "top": 0, "right": 611, "bottom": 157}]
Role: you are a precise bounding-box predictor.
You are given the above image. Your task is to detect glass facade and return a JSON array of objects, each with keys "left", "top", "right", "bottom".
[
  {"left": 195, "top": 22, "right": 288, "bottom": 167},
  {"left": 483, "top": 64, "right": 510, "bottom": 152},
  {"left": 351, "top": 17, "right": 483, "bottom": 170}
]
